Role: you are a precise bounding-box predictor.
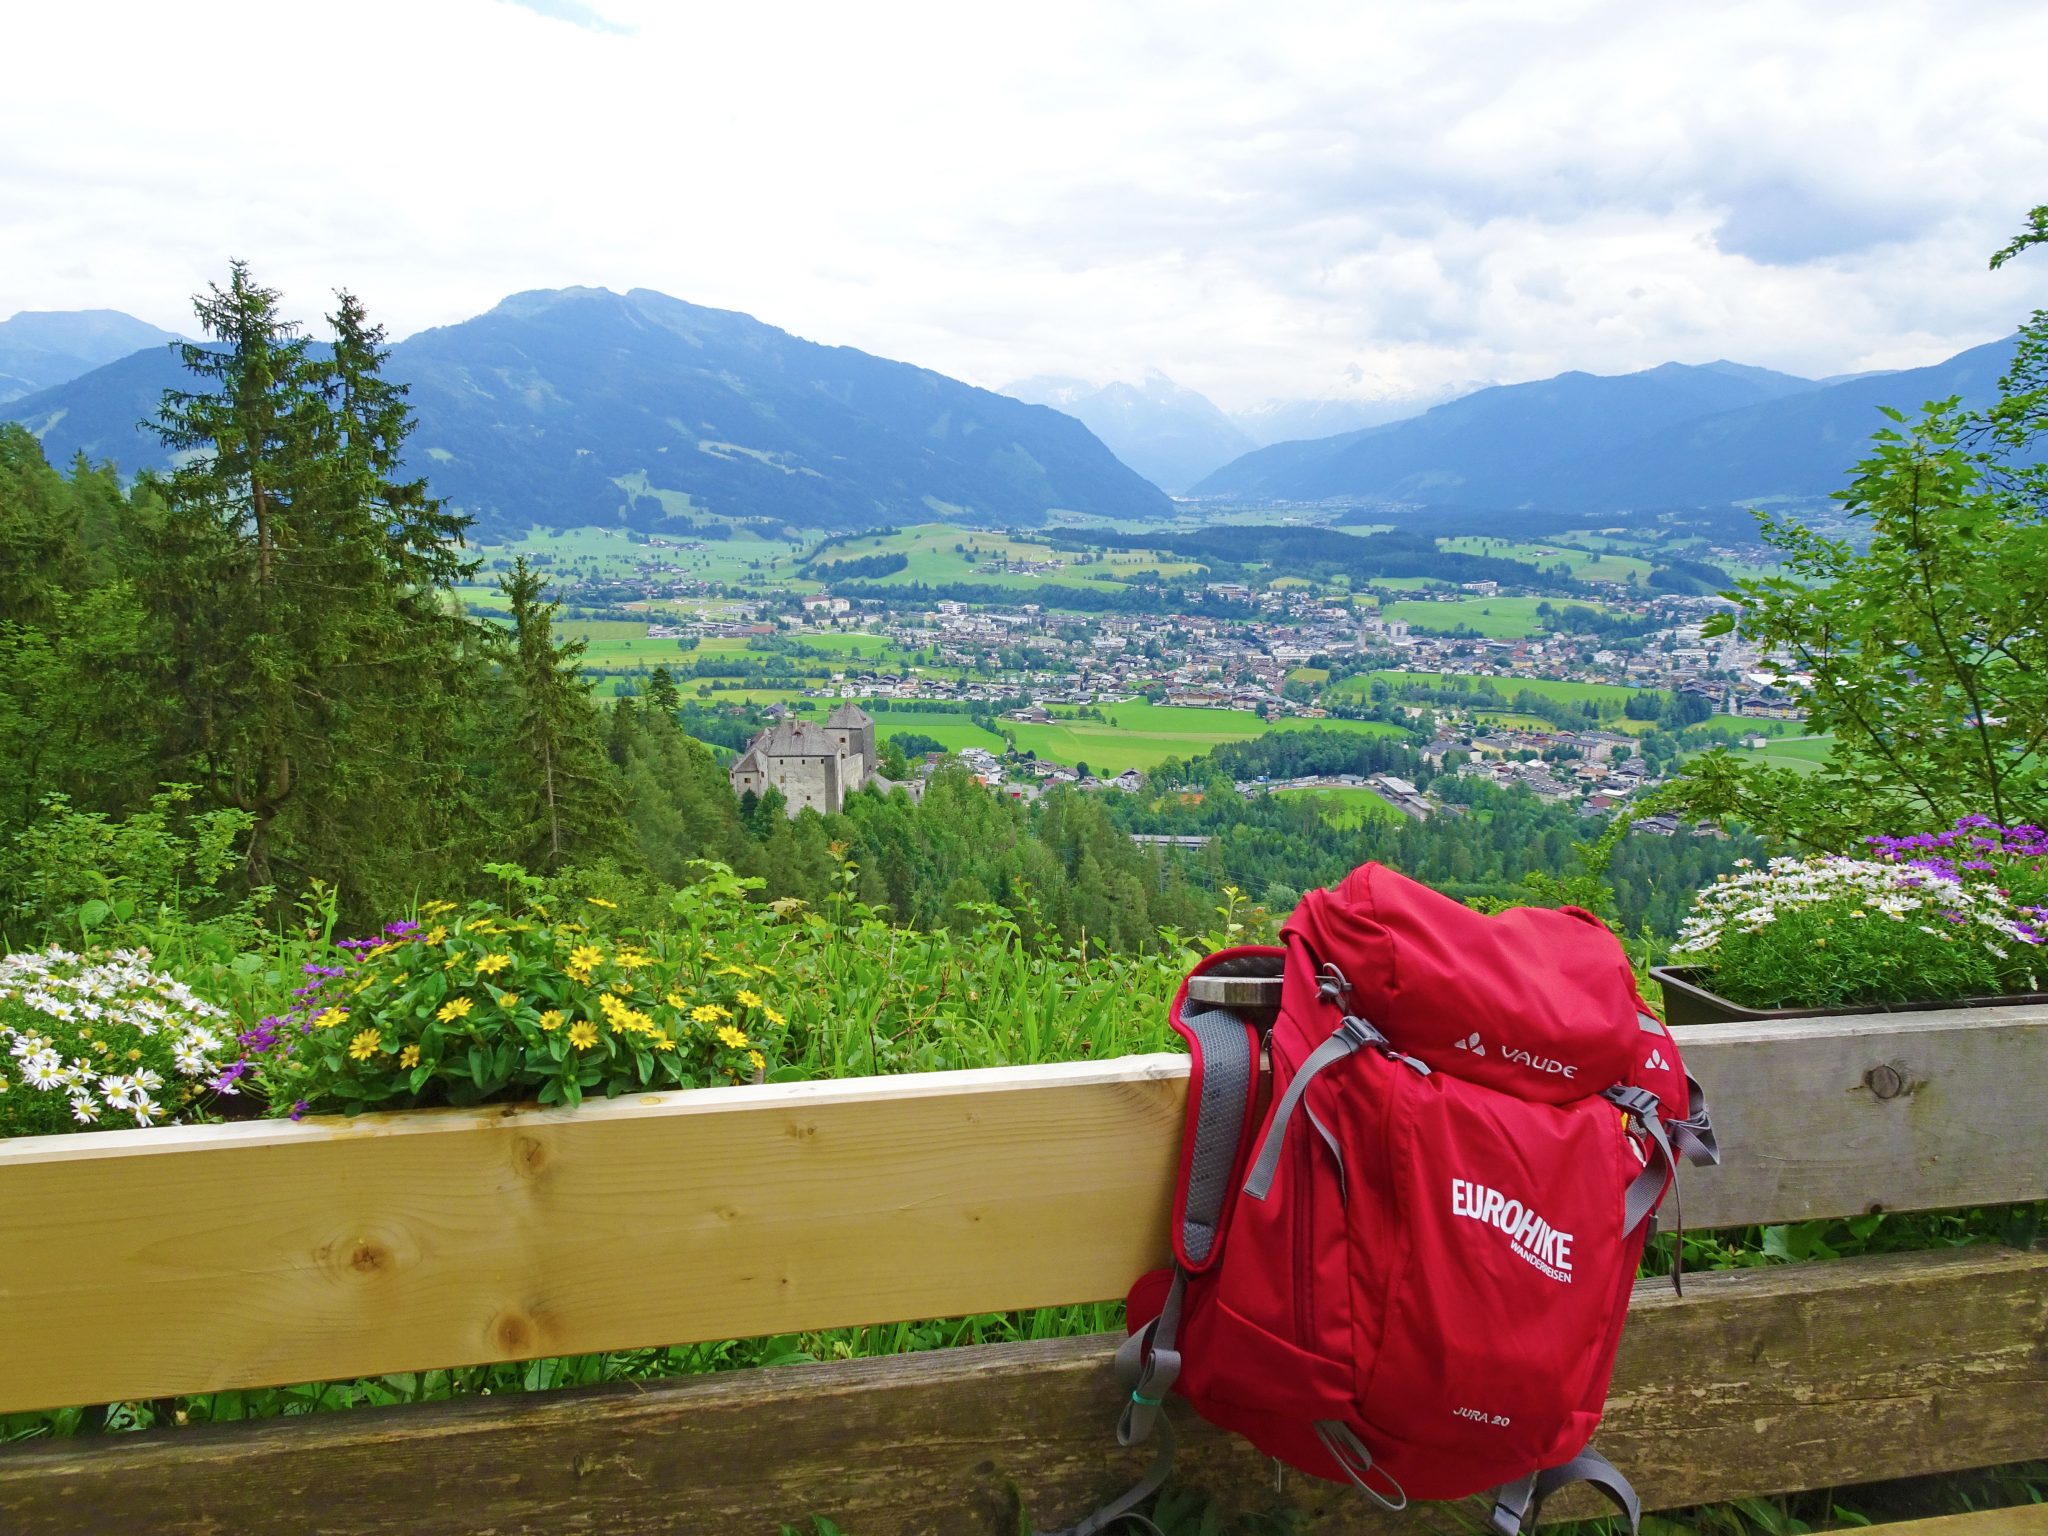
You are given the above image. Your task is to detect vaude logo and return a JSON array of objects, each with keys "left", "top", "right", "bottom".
[
  {"left": 1454, "top": 1031, "right": 1486, "bottom": 1057},
  {"left": 1645, "top": 1049, "right": 1670, "bottom": 1072},
  {"left": 1499, "top": 1046, "right": 1576, "bottom": 1080},
  {"left": 1451, "top": 1178, "right": 1574, "bottom": 1283}
]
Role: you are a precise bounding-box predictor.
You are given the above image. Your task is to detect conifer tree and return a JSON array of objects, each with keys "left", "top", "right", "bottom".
[
  {"left": 142, "top": 263, "right": 489, "bottom": 902},
  {"left": 496, "top": 557, "right": 624, "bottom": 869}
]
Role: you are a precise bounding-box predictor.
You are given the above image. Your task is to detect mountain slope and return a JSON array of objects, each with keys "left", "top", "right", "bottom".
[
  {"left": 1519, "top": 336, "right": 2017, "bottom": 510},
  {"left": 1192, "top": 360, "right": 1821, "bottom": 503},
  {"left": 0, "top": 310, "right": 186, "bottom": 403},
  {"left": 1230, "top": 391, "right": 1466, "bottom": 446},
  {"left": 1003, "top": 370, "right": 1256, "bottom": 493},
  {"left": 2, "top": 288, "right": 1170, "bottom": 534}
]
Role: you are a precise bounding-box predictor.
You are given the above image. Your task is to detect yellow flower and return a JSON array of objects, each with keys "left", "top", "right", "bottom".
[
  {"left": 693, "top": 1003, "right": 730, "bottom": 1024},
  {"left": 736, "top": 989, "right": 763, "bottom": 1009},
  {"left": 399, "top": 1044, "right": 421, "bottom": 1068},
  {"left": 763, "top": 1006, "right": 787, "bottom": 1027},
  {"left": 497, "top": 992, "right": 520, "bottom": 1010},
  {"left": 314, "top": 1007, "right": 349, "bottom": 1030},
  {"left": 424, "top": 925, "right": 447, "bottom": 945},
  {"left": 664, "top": 992, "right": 688, "bottom": 1010},
  {"left": 748, "top": 1049, "right": 765, "bottom": 1072},
  {"left": 715, "top": 964, "right": 750, "bottom": 978},
  {"left": 650, "top": 1032, "right": 674, "bottom": 1050},
  {"left": 568, "top": 1020, "right": 599, "bottom": 1051},
  {"left": 568, "top": 944, "right": 604, "bottom": 973},
  {"left": 611, "top": 979, "right": 634, "bottom": 995},
  {"left": 539, "top": 1010, "right": 564, "bottom": 1032},
  {"left": 421, "top": 899, "right": 456, "bottom": 916},
  {"left": 352, "top": 977, "right": 372, "bottom": 995},
  {"left": 716, "top": 1025, "right": 749, "bottom": 1050},
  {"left": 586, "top": 896, "right": 618, "bottom": 910},
  {"left": 474, "top": 953, "right": 512, "bottom": 977},
  {"left": 615, "top": 948, "right": 652, "bottom": 970},
  {"left": 348, "top": 1028, "right": 382, "bottom": 1060},
  {"left": 437, "top": 997, "right": 474, "bottom": 1023}
]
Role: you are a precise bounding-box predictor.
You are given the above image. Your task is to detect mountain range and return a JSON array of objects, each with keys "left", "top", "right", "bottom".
[
  {"left": 1, "top": 289, "right": 1171, "bottom": 535},
  {"left": 0, "top": 309, "right": 186, "bottom": 404},
  {"left": 3, "top": 291, "right": 2020, "bottom": 531},
  {"left": 1001, "top": 372, "right": 1458, "bottom": 491},
  {"left": 1189, "top": 344, "right": 2016, "bottom": 510}
]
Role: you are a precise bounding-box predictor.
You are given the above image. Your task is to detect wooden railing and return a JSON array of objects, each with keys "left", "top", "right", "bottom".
[{"left": 2, "top": 1003, "right": 2045, "bottom": 1534}]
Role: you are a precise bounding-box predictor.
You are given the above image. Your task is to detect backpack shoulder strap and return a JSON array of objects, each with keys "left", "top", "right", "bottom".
[{"left": 1170, "top": 948, "right": 1279, "bottom": 1270}]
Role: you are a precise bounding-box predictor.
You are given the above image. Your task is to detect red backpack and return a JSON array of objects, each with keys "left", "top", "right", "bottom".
[{"left": 1046, "top": 863, "right": 1718, "bottom": 1535}]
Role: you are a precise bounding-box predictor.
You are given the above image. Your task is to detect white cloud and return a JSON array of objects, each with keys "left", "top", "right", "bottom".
[{"left": 3, "top": 0, "right": 2045, "bottom": 410}]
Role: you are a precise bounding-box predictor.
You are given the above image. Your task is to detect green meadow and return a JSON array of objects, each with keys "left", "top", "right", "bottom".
[
  {"left": 1379, "top": 596, "right": 1624, "bottom": 637},
  {"left": 1271, "top": 784, "right": 1407, "bottom": 826}
]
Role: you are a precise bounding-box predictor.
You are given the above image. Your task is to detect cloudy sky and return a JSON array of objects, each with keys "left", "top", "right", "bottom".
[{"left": 6, "top": 0, "right": 2047, "bottom": 411}]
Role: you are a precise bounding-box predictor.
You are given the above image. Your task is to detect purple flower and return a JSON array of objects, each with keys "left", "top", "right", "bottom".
[
  {"left": 384, "top": 920, "right": 420, "bottom": 937},
  {"left": 237, "top": 1019, "right": 279, "bottom": 1052},
  {"left": 208, "top": 1061, "right": 250, "bottom": 1095},
  {"left": 289, "top": 1099, "right": 309, "bottom": 1122}
]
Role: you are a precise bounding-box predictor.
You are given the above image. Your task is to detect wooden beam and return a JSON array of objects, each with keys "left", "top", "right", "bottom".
[
  {"left": 2, "top": 1247, "right": 2043, "bottom": 1536},
  {"left": 1858, "top": 1510, "right": 2048, "bottom": 1536},
  {"left": 2, "top": 1005, "right": 2044, "bottom": 1414}
]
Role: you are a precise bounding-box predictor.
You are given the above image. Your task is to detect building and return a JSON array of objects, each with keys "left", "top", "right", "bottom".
[{"left": 729, "top": 702, "right": 891, "bottom": 816}]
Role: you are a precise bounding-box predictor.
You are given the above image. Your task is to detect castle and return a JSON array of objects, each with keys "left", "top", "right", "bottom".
[{"left": 730, "top": 702, "right": 903, "bottom": 816}]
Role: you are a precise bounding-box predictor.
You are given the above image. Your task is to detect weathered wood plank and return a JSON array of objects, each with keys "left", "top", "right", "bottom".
[
  {"left": 2, "top": 1005, "right": 2044, "bottom": 1414},
  {"left": 1, "top": 1247, "right": 2042, "bottom": 1536},
  {"left": 1859, "top": 1510, "right": 2048, "bottom": 1536}
]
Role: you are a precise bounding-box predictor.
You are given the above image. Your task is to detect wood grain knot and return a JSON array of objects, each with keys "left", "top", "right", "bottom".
[
  {"left": 492, "top": 1310, "right": 538, "bottom": 1354},
  {"left": 514, "top": 1134, "right": 550, "bottom": 1177},
  {"left": 348, "top": 1241, "right": 388, "bottom": 1274},
  {"left": 1864, "top": 1064, "right": 1907, "bottom": 1100},
  {"left": 785, "top": 1120, "right": 819, "bottom": 1141}
]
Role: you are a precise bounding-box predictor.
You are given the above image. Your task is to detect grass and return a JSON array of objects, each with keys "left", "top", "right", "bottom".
[
  {"left": 1338, "top": 670, "right": 1655, "bottom": 709},
  {"left": 1271, "top": 784, "right": 1406, "bottom": 826},
  {"left": 1380, "top": 596, "right": 1624, "bottom": 637},
  {"left": 807, "top": 523, "right": 1202, "bottom": 591},
  {"left": 1001, "top": 704, "right": 1407, "bottom": 775},
  {"left": 1438, "top": 536, "right": 1653, "bottom": 585}
]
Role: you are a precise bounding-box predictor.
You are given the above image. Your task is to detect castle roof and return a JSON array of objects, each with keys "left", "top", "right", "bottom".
[
  {"left": 732, "top": 746, "right": 761, "bottom": 774},
  {"left": 753, "top": 719, "right": 839, "bottom": 758},
  {"left": 825, "top": 701, "right": 873, "bottom": 729}
]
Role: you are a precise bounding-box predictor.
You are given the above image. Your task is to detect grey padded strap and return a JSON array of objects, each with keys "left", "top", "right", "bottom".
[
  {"left": 1242, "top": 1016, "right": 1385, "bottom": 1200},
  {"left": 1175, "top": 1003, "right": 1257, "bottom": 1266},
  {"left": 1491, "top": 1448, "right": 1641, "bottom": 1534},
  {"left": 1488, "top": 1472, "right": 1540, "bottom": 1535}
]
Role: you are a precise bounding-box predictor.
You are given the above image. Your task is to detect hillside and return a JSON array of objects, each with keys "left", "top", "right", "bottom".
[
  {"left": 0, "top": 309, "right": 185, "bottom": 404},
  {"left": 1192, "top": 342, "right": 2022, "bottom": 514},
  {"left": 1, "top": 288, "right": 1170, "bottom": 536},
  {"left": 1003, "top": 370, "right": 1257, "bottom": 493},
  {"left": 1192, "top": 360, "right": 1821, "bottom": 504}
]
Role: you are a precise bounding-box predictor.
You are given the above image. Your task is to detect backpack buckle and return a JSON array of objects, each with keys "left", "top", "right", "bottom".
[
  {"left": 1604, "top": 1085, "right": 1662, "bottom": 1123},
  {"left": 1335, "top": 1014, "right": 1386, "bottom": 1051},
  {"left": 1317, "top": 963, "right": 1353, "bottom": 1007}
]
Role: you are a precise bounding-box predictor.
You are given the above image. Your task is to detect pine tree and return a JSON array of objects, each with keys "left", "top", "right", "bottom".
[
  {"left": 496, "top": 557, "right": 624, "bottom": 869},
  {"left": 142, "top": 263, "right": 491, "bottom": 904}
]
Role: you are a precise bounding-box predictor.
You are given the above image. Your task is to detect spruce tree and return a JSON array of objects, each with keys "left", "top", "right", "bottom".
[
  {"left": 142, "top": 263, "right": 490, "bottom": 904},
  {"left": 496, "top": 557, "right": 624, "bottom": 869}
]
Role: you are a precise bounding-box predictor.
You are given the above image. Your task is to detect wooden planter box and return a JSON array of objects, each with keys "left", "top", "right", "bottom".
[
  {"left": 1650, "top": 964, "right": 2048, "bottom": 1028},
  {"left": 4, "top": 1003, "right": 2048, "bottom": 1536}
]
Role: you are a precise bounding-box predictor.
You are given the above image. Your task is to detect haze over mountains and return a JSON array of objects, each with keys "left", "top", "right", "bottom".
[
  {"left": 1001, "top": 371, "right": 1459, "bottom": 491},
  {"left": 2, "top": 288, "right": 1170, "bottom": 536},
  {"left": 0, "top": 290, "right": 2018, "bottom": 534},
  {"left": 0, "top": 309, "right": 185, "bottom": 403}
]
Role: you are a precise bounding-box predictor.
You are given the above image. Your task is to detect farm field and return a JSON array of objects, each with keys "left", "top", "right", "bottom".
[
  {"left": 1340, "top": 670, "right": 1652, "bottom": 708},
  {"left": 1438, "top": 536, "right": 1652, "bottom": 584},
  {"left": 1004, "top": 704, "right": 1408, "bottom": 775},
  {"left": 1271, "top": 784, "right": 1406, "bottom": 825},
  {"left": 1379, "top": 596, "right": 1623, "bottom": 637},
  {"left": 809, "top": 523, "right": 1202, "bottom": 591}
]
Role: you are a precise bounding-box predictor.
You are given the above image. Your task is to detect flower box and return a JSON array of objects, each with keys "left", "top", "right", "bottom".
[{"left": 1649, "top": 963, "right": 2048, "bottom": 1028}]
